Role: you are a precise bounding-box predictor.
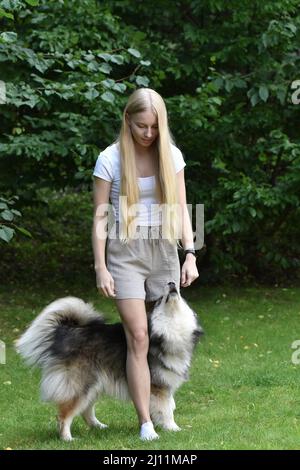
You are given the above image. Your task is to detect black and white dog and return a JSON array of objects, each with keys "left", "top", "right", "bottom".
[{"left": 16, "top": 282, "right": 203, "bottom": 441}]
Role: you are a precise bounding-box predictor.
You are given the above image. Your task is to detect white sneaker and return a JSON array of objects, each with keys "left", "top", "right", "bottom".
[{"left": 140, "top": 421, "right": 159, "bottom": 441}]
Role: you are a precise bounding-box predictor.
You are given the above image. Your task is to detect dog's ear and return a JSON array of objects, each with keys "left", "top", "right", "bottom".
[
  {"left": 153, "top": 295, "right": 163, "bottom": 309},
  {"left": 193, "top": 327, "right": 204, "bottom": 345}
]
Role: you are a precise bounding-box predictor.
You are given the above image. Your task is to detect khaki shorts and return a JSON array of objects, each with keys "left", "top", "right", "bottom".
[{"left": 106, "top": 224, "right": 180, "bottom": 301}]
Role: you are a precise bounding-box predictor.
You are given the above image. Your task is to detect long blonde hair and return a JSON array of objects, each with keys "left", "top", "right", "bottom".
[{"left": 113, "top": 88, "right": 182, "bottom": 246}]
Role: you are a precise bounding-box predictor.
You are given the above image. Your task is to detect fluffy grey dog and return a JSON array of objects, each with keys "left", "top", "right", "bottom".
[{"left": 16, "top": 282, "right": 203, "bottom": 441}]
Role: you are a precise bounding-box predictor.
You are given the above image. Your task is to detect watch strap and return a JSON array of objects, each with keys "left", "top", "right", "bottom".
[{"left": 184, "top": 249, "right": 197, "bottom": 258}]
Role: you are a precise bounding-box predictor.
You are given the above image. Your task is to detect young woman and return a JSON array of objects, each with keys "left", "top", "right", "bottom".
[{"left": 92, "top": 88, "right": 199, "bottom": 440}]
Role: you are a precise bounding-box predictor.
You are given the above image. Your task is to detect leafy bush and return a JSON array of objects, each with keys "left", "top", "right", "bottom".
[
  {"left": 0, "top": 195, "right": 31, "bottom": 242},
  {"left": 1, "top": 0, "right": 300, "bottom": 283},
  {"left": 0, "top": 188, "right": 94, "bottom": 285}
]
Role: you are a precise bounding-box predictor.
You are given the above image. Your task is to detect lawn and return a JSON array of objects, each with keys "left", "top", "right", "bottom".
[{"left": 1, "top": 281, "right": 300, "bottom": 450}]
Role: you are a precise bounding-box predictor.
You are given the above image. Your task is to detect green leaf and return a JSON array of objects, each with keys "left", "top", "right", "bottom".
[
  {"left": 25, "top": 0, "right": 40, "bottom": 5},
  {"left": 84, "top": 53, "right": 95, "bottom": 61},
  {"left": 15, "top": 226, "right": 32, "bottom": 238},
  {"left": 112, "top": 82, "right": 126, "bottom": 93},
  {"left": 259, "top": 85, "right": 269, "bottom": 102},
  {"left": 110, "top": 54, "right": 124, "bottom": 65},
  {"left": 235, "top": 78, "right": 247, "bottom": 89},
  {"left": 210, "top": 97, "right": 222, "bottom": 105},
  {"left": 1, "top": 210, "right": 13, "bottom": 221},
  {"left": 224, "top": 79, "right": 234, "bottom": 92},
  {"left": 87, "top": 61, "right": 99, "bottom": 72},
  {"left": 67, "top": 61, "right": 76, "bottom": 69},
  {"left": 11, "top": 209, "right": 21, "bottom": 217},
  {"left": 99, "top": 63, "right": 112, "bottom": 74},
  {"left": 0, "top": 8, "right": 14, "bottom": 20},
  {"left": 136, "top": 75, "right": 149, "bottom": 87},
  {"left": 98, "top": 53, "right": 112, "bottom": 62},
  {"left": 0, "top": 226, "right": 14, "bottom": 243},
  {"left": 84, "top": 89, "right": 99, "bottom": 101},
  {"left": 261, "top": 33, "right": 268, "bottom": 48},
  {"left": 0, "top": 32, "right": 17, "bottom": 43},
  {"left": 286, "top": 22, "right": 297, "bottom": 34},
  {"left": 232, "top": 222, "right": 240, "bottom": 233},
  {"left": 212, "top": 77, "right": 224, "bottom": 90},
  {"left": 101, "top": 79, "right": 115, "bottom": 88},
  {"left": 128, "top": 48, "right": 141, "bottom": 58},
  {"left": 100, "top": 91, "right": 115, "bottom": 104},
  {"left": 250, "top": 93, "right": 260, "bottom": 107}
]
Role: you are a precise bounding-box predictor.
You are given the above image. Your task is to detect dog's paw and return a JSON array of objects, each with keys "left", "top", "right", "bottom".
[
  {"left": 163, "top": 423, "right": 181, "bottom": 432},
  {"left": 61, "top": 434, "right": 74, "bottom": 442},
  {"left": 93, "top": 420, "right": 108, "bottom": 429},
  {"left": 58, "top": 421, "right": 74, "bottom": 441}
]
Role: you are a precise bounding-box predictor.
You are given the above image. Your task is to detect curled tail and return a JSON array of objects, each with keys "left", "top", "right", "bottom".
[{"left": 16, "top": 296, "right": 103, "bottom": 368}]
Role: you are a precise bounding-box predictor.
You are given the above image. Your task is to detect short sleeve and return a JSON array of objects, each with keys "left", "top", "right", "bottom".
[
  {"left": 93, "top": 152, "right": 113, "bottom": 182},
  {"left": 172, "top": 146, "right": 186, "bottom": 173}
]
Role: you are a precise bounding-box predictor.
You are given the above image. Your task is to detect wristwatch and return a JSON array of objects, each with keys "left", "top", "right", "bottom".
[{"left": 184, "top": 249, "right": 197, "bottom": 259}]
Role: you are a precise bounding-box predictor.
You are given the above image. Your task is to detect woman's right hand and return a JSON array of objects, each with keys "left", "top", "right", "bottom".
[{"left": 96, "top": 266, "right": 116, "bottom": 298}]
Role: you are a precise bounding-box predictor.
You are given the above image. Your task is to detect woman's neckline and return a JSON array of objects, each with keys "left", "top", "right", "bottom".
[{"left": 138, "top": 175, "right": 155, "bottom": 179}]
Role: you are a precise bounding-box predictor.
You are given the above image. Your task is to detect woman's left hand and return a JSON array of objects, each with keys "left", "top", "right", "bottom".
[{"left": 180, "top": 255, "right": 199, "bottom": 287}]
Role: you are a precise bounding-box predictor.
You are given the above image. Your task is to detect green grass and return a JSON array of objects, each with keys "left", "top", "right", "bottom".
[{"left": 1, "top": 281, "right": 300, "bottom": 450}]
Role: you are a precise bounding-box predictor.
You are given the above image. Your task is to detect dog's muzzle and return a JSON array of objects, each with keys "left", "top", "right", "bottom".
[
  {"left": 166, "top": 282, "right": 178, "bottom": 302},
  {"left": 168, "top": 281, "right": 177, "bottom": 294}
]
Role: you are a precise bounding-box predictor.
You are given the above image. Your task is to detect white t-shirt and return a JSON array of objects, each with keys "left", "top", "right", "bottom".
[{"left": 93, "top": 141, "right": 186, "bottom": 226}]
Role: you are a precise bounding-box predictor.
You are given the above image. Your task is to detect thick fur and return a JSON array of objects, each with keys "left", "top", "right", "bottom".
[{"left": 16, "top": 283, "right": 203, "bottom": 441}]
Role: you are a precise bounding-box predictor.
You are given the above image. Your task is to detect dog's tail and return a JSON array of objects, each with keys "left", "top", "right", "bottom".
[{"left": 16, "top": 296, "right": 103, "bottom": 368}]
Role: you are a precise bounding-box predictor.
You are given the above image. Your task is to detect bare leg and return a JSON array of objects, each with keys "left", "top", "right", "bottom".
[
  {"left": 82, "top": 403, "right": 108, "bottom": 429},
  {"left": 116, "top": 299, "right": 151, "bottom": 424},
  {"left": 116, "top": 298, "right": 158, "bottom": 440}
]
